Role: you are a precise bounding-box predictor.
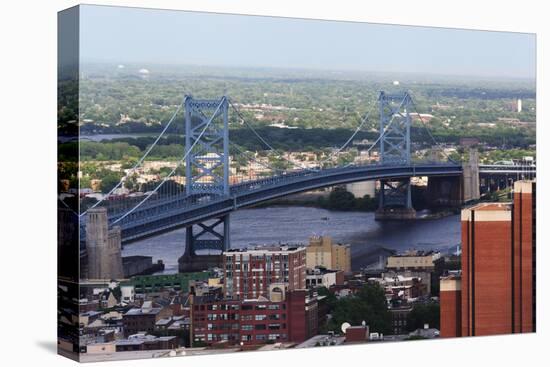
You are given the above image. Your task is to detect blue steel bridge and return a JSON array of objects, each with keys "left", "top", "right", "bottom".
[{"left": 78, "top": 92, "right": 535, "bottom": 266}]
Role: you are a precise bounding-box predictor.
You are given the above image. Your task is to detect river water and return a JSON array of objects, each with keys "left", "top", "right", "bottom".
[{"left": 122, "top": 206, "right": 460, "bottom": 273}]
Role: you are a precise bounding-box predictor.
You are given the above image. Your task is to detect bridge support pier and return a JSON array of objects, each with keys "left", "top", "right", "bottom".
[
  {"left": 426, "top": 176, "right": 463, "bottom": 208},
  {"left": 462, "top": 149, "right": 480, "bottom": 203},
  {"left": 375, "top": 179, "right": 416, "bottom": 220},
  {"left": 178, "top": 215, "right": 229, "bottom": 272}
]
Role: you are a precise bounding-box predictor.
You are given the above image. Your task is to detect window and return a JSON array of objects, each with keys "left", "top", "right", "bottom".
[
  {"left": 255, "top": 324, "right": 266, "bottom": 330},
  {"left": 255, "top": 314, "right": 267, "bottom": 321},
  {"left": 242, "top": 325, "right": 253, "bottom": 331}
]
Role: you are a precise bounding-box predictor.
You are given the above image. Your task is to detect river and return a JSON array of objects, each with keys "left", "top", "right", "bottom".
[{"left": 122, "top": 206, "right": 460, "bottom": 273}]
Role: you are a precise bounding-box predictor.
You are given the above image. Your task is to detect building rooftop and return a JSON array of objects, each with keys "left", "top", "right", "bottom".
[
  {"left": 389, "top": 250, "right": 440, "bottom": 258},
  {"left": 225, "top": 244, "right": 305, "bottom": 254},
  {"left": 461, "top": 202, "right": 512, "bottom": 222},
  {"left": 124, "top": 307, "right": 163, "bottom": 316},
  {"left": 513, "top": 180, "right": 535, "bottom": 194}
]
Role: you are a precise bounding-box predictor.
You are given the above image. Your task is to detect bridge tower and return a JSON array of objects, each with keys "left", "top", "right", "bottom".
[
  {"left": 179, "top": 96, "right": 231, "bottom": 272},
  {"left": 376, "top": 91, "right": 416, "bottom": 220}
]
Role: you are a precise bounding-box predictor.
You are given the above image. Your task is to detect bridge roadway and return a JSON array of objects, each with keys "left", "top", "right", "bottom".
[
  {"left": 107, "top": 163, "right": 464, "bottom": 244},
  {"left": 478, "top": 164, "right": 536, "bottom": 175}
]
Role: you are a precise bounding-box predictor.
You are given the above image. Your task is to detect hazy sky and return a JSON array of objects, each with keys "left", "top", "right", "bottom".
[{"left": 79, "top": 5, "right": 536, "bottom": 79}]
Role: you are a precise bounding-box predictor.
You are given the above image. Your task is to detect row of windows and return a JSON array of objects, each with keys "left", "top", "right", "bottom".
[
  {"left": 195, "top": 304, "right": 240, "bottom": 311},
  {"left": 207, "top": 323, "right": 239, "bottom": 331},
  {"left": 207, "top": 313, "right": 239, "bottom": 321},
  {"left": 226, "top": 255, "right": 291, "bottom": 262},
  {"left": 205, "top": 333, "right": 239, "bottom": 341},
  {"left": 241, "top": 333, "right": 285, "bottom": 341},
  {"left": 241, "top": 323, "right": 284, "bottom": 331},
  {"left": 206, "top": 304, "right": 240, "bottom": 311},
  {"left": 234, "top": 313, "right": 285, "bottom": 321},
  {"left": 240, "top": 304, "right": 283, "bottom": 311}
]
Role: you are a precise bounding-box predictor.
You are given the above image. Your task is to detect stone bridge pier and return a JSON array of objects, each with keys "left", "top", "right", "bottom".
[{"left": 426, "top": 149, "right": 480, "bottom": 207}]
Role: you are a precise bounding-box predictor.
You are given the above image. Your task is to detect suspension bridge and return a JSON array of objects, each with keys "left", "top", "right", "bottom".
[{"left": 75, "top": 91, "right": 535, "bottom": 271}]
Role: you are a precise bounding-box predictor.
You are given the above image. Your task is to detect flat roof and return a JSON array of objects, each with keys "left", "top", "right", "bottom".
[
  {"left": 124, "top": 307, "right": 162, "bottom": 316},
  {"left": 224, "top": 245, "right": 305, "bottom": 255},
  {"left": 514, "top": 180, "right": 535, "bottom": 194},
  {"left": 461, "top": 202, "right": 512, "bottom": 222}
]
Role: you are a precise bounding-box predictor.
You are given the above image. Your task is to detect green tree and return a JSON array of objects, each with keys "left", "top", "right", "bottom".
[
  {"left": 101, "top": 172, "right": 123, "bottom": 193},
  {"left": 327, "top": 283, "right": 391, "bottom": 335},
  {"left": 406, "top": 303, "right": 440, "bottom": 332},
  {"left": 327, "top": 188, "right": 356, "bottom": 211}
]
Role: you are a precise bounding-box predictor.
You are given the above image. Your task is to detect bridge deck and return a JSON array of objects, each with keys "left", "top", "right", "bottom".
[{"left": 105, "top": 163, "right": 463, "bottom": 243}]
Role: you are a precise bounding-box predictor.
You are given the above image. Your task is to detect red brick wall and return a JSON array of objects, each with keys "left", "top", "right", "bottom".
[
  {"left": 287, "top": 290, "right": 307, "bottom": 343},
  {"left": 513, "top": 189, "right": 535, "bottom": 333},
  {"left": 346, "top": 326, "right": 368, "bottom": 342},
  {"left": 223, "top": 249, "right": 306, "bottom": 299},
  {"left": 461, "top": 216, "right": 512, "bottom": 336},
  {"left": 440, "top": 289, "right": 461, "bottom": 338}
]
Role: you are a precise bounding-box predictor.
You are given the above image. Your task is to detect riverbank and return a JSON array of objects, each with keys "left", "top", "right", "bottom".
[{"left": 253, "top": 191, "right": 459, "bottom": 220}]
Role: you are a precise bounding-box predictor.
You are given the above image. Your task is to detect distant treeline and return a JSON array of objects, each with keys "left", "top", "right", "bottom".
[
  {"left": 77, "top": 125, "right": 535, "bottom": 162},
  {"left": 425, "top": 88, "right": 535, "bottom": 100}
]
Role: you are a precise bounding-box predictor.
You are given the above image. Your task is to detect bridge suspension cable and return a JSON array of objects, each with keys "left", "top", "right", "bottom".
[
  {"left": 110, "top": 98, "right": 226, "bottom": 225},
  {"left": 229, "top": 142, "right": 286, "bottom": 175},
  {"left": 314, "top": 106, "right": 377, "bottom": 169},
  {"left": 105, "top": 91, "right": 429, "bottom": 226},
  {"left": 80, "top": 97, "right": 185, "bottom": 217},
  {"left": 408, "top": 97, "right": 458, "bottom": 164},
  {"left": 228, "top": 98, "right": 381, "bottom": 172},
  {"left": 227, "top": 99, "right": 313, "bottom": 172}
]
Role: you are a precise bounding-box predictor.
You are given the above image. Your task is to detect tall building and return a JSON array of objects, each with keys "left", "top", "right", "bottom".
[
  {"left": 306, "top": 236, "right": 351, "bottom": 272},
  {"left": 86, "top": 207, "right": 124, "bottom": 280},
  {"left": 439, "top": 180, "right": 536, "bottom": 337},
  {"left": 462, "top": 201, "right": 513, "bottom": 336},
  {"left": 512, "top": 180, "right": 536, "bottom": 332},
  {"left": 223, "top": 246, "right": 306, "bottom": 300}
]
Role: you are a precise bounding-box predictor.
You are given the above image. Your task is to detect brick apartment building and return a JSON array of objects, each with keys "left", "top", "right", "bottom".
[
  {"left": 223, "top": 246, "right": 306, "bottom": 299},
  {"left": 440, "top": 180, "right": 536, "bottom": 337},
  {"left": 191, "top": 287, "right": 318, "bottom": 346}
]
